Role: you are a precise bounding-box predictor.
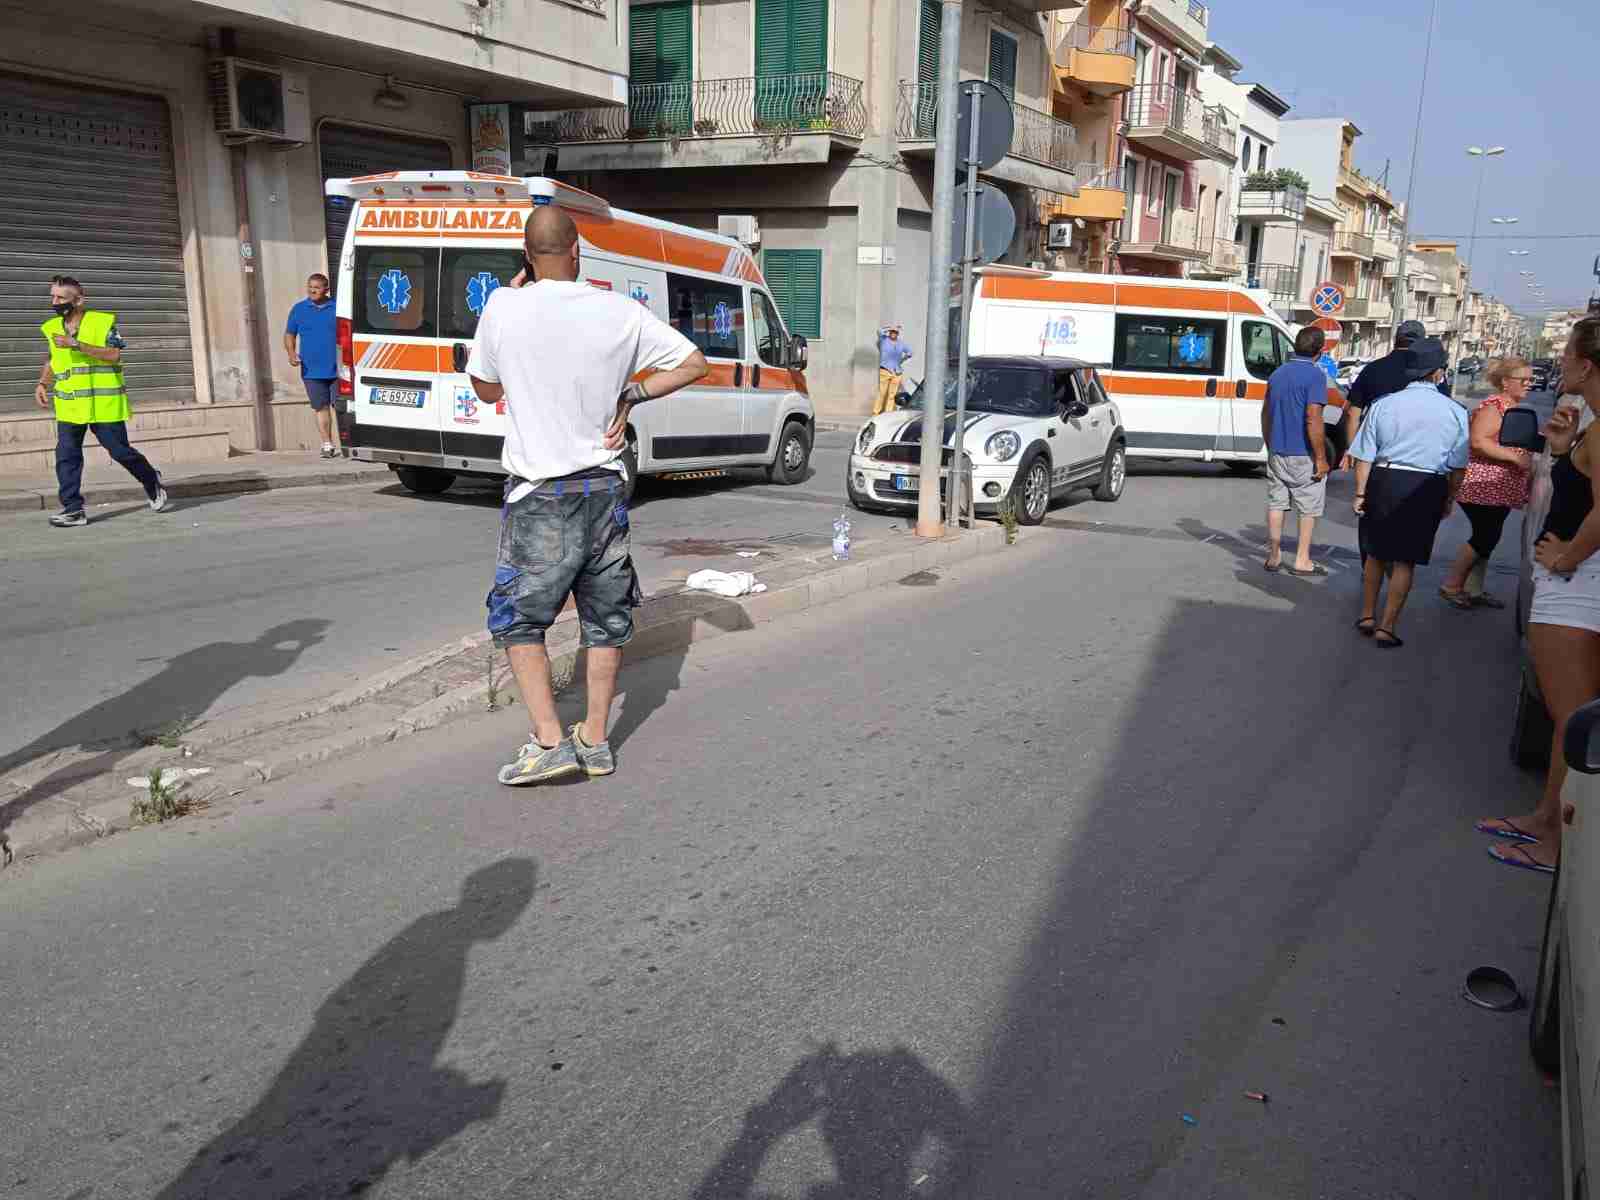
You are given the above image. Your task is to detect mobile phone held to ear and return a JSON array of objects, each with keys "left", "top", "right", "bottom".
[{"left": 522, "top": 255, "right": 537, "bottom": 282}]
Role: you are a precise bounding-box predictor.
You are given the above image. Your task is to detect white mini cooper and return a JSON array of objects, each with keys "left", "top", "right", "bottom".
[{"left": 846, "top": 355, "right": 1127, "bottom": 524}]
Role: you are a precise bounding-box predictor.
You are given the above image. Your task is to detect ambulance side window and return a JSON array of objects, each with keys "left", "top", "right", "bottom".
[
  {"left": 751, "top": 291, "right": 787, "bottom": 367},
  {"left": 666, "top": 273, "right": 745, "bottom": 360},
  {"left": 1241, "top": 320, "right": 1286, "bottom": 381},
  {"left": 1112, "top": 314, "right": 1226, "bottom": 376},
  {"left": 440, "top": 249, "right": 525, "bottom": 340},
  {"left": 353, "top": 248, "right": 438, "bottom": 337}
]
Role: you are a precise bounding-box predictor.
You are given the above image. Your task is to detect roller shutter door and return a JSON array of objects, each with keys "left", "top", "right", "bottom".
[
  {"left": 0, "top": 72, "right": 193, "bottom": 414},
  {"left": 319, "top": 124, "right": 452, "bottom": 287}
]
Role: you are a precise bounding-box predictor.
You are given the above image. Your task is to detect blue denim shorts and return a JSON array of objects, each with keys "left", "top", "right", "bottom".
[
  {"left": 486, "top": 478, "right": 642, "bottom": 649},
  {"left": 304, "top": 378, "right": 337, "bottom": 411}
]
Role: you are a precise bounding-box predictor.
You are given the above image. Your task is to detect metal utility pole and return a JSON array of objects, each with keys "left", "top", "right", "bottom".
[
  {"left": 915, "top": 0, "right": 963, "bottom": 539},
  {"left": 1392, "top": 0, "right": 1438, "bottom": 329},
  {"left": 950, "top": 80, "right": 984, "bottom": 530}
]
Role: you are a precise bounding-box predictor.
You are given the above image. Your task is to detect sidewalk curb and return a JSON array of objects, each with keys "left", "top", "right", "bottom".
[
  {"left": 2, "top": 523, "right": 1009, "bottom": 864},
  {"left": 0, "top": 462, "right": 392, "bottom": 513}
]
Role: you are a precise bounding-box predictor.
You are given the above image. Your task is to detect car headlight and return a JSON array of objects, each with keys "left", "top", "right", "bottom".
[
  {"left": 985, "top": 430, "right": 1022, "bottom": 462},
  {"left": 857, "top": 422, "right": 876, "bottom": 454}
]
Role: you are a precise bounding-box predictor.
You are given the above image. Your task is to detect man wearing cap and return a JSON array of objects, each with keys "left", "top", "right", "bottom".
[
  {"left": 1347, "top": 337, "right": 1470, "bottom": 648},
  {"left": 1340, "top": 320, "right": 1451, "bottom": 462},
  {"left": 874, "top": 324, "right": 913, "bottom": 416}
]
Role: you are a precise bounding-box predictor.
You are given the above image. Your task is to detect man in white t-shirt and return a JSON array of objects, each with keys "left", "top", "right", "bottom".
[{"left": 467, "top": 205, "right": 707, "bottom": 786}]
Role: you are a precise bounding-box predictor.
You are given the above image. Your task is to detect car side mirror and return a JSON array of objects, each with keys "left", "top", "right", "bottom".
[
  {"left": 789, "top": 334, "right": 808, "bottom": 371},
  {"left": 1064, "top": 399, "right": 1090, "bottom": 419},
  {"left": 1498, "top": 406, "right": 1545, "bottom": 452},
  {"left": 898, "top": 380, "right": 919, "bottom": 408},
  {"left": 1565, "top": 698, "right": 1600, "bottom": 774}
]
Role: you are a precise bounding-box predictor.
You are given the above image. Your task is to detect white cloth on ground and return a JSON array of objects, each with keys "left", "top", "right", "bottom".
[{"left": 684, "top": 570, "right": 767, "bottom": 597}]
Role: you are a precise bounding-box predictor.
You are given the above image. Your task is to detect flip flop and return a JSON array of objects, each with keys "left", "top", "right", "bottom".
[
  {"left": 1355, "top": 617, "right": 1376, "bottom": 637},
  {"left": 1263, "top": 560, "right": 1282, "bottom": 573},
  {"left": 1288, "top": 563, "right": 1328, "bottom": 577},
  {"left": 1488, "top": 842, "right": 1556, "bottom": 875},
  {"left": 1375, "top": 628, "right": 1405, "bottom": 648},
  {"left": 1470, "top": 593, "right": 1507, "bottom": 610},
  {"left": 1475, "top": 817, "right": 1541, "bottom": 843},
  {"left": 1439, "top": 587, "right": 1474, "bottom": 610}
]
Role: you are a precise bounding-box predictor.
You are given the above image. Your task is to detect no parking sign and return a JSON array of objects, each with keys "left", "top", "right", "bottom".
[{"left": 1311, "top": 282, "right": 1345, "bottom": 317}]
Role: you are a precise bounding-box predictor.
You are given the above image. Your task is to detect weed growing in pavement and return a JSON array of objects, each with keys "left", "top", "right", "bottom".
[
  {"left": 998, "top": 497, "right": 1020, "bottom": 545},
  {"left": 138, "top": 715, "right": 195, "bottom": 750},
  {"left": 485, "top": 653, "right": 501, "bottom": 712},
  {"left": 130, "top": 767, "right": 192, "bottom": 825}
]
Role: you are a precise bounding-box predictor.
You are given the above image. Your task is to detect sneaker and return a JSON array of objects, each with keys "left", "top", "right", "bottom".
[
  {"left": 571, "top": 724, "right": 616, "bottom": 777},
  {"left": 320, "top": 444, "right": 337, "bottom": 459},
  {"left": 48, "top": 508, "right": 87, "bottom": 528},
  {"left": 148, "top": 486, "right": 172, "bottom": 513},
  {"left": 497, "top": 736, "right": 582, "bottom": 787}
]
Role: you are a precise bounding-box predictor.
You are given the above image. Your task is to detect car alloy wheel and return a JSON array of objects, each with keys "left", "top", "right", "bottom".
[
  {"left": 1024, "top": 460, "right": 1050, "bottom": 520},
  {"left": 783, "top": 430, "right": 806, "bottom": 472}
]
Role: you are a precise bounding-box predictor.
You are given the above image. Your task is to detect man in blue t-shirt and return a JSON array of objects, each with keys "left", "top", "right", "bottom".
[
  {"left": 1260, "top": 326, "right": 1332, "bottom": 575},
  {"left": 284, "top": 273, "right": 340, "bottom": 458}
]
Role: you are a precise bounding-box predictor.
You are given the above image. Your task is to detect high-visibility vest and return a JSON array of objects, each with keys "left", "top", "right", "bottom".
[{"left": 41, "top": 310, "right": 129, "bottom": 425}]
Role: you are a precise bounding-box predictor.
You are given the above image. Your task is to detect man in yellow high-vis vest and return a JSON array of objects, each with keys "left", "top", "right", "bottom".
[{"left": 36, "top": 274, "right": 169, "bottom": 527}]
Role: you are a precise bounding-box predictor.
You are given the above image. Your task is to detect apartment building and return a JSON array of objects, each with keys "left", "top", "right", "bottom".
[
  {"left": 547, "top": 0, "right": 1077, "bottom": 417},
  {"left": 1411, "top": 241, "right": 1467, "bottom": 362},
  {"left": 0, "top": 0, "right": 627, "bottom": 468},
  {"left": 1273, "top": 118, "right": 1398, "bottom": 360}
]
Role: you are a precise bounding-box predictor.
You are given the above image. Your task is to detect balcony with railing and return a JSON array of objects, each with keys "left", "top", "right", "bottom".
[
  {"left": 1053, "top": 21, "right": 1136, "bottom": 96},
  {"left": 1368, "top": 298, "right": 1393, "bottom": 324},
  {"left": 1331, "top": 230, "right": 1375, "bottom": 260},
  {"left": 1123, "top": 84, "right": 1236, "bottom": 163},
  {"left": 1137, "top": 0, "right": 1209, "bottom": 51},
  {"left": 529, "top": 72, "right": 867, "bottom": 170},
  {"left": 1048, "top": 161, "right": 1126, "bottom": 221},
  {"left": 1237, "top": 184, "right": 1306, "bottom": 223},
  {"left": 897, "top": 82, "right": 1079, "bottom": 193},
  {"left": 1342, "top": 296, "right": 1372, "bottom": 320},
  {"left": 1243, "top": 262, "right": 1301, "bottom": 305},
  {"left": 1370, "top": 230, "right": 1400, "bottom": 261}
]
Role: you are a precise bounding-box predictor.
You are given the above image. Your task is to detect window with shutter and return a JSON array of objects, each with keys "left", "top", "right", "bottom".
[
  {"left": 755, "top": 0, "right": 828, "bottom": 126},
  {"left": 762, "top": 249, "right": 822, "bottom": 339},
  {"left": 987, "top": 30, "right": 1017, "bottom": 100},
  {"left": 915, "top": 0, "right": 940, "bottom": 138},
  {"left": 629, "top": 1, "right": 693, "bottom": 134}
]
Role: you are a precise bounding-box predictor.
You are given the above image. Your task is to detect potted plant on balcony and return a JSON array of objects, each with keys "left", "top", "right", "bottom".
[
  {"left": 1242, "top": 168, "right": 1309, "bottom": 193},
  {"left": 693, "top": 118, "right": 720, "bottom": 135}
]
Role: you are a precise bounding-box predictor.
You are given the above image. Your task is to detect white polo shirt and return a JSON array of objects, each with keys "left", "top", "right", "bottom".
[{"left": 465, "top": 279, "right": 697, "bottom": 488}]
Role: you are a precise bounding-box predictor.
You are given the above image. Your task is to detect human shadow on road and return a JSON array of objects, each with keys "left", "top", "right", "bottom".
[
  {"left": 691, "top": 1043, "right": 968, "bottom": 1200},
  {"left": 0, "top": 619, "right": 328, "bottom": 845},
  {"left": 153, "top": 858, "right": 537, "bottom": 1200},
  {"left": 583, "top": 596, "right": 755, "bottom": 752},
  {"left": 1174, "top": 516, "right": 1361, "bottom": 607}
]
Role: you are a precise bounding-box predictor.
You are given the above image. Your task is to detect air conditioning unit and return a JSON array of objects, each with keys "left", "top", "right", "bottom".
[
  {"left": 209, "top": 57, "right": 310, "bottom": 145},
  {"left": 1046, "top": 220, "right": 1074, "bottom": 250},
  {"left": 718, "top": 214, "right": 761, "bottom": 247}
]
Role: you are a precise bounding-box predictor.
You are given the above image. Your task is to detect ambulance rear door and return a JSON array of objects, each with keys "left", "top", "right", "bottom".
[
  {"left": 437, "top": 239, "right": 525, "bottom": 473},
  {"left": 349, "top": 241, "right": 444, "bottom": 464}
]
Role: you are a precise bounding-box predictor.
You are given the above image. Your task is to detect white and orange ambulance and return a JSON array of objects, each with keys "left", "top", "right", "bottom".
[
  {"left": 323, "top": 172, "right": 815, "bottom": 497},
  {"left": 959, "top": 267, "right": 1346, "bottom": 469}
]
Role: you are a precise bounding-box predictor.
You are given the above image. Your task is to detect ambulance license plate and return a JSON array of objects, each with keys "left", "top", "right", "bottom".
[
  {"left": 894, "top": 474, "right": 916, "bottom": 492},
  {"left": 370, "top": 386, "right": 426, "bottom": 408}
]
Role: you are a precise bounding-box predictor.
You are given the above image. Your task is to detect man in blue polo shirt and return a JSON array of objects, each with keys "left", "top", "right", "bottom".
[
  {"left": 284, "top": 273, "right": 340, "bottom": 458},
  {"left": 1260, "top": 326, "right": 1332, "bottom": 575}
]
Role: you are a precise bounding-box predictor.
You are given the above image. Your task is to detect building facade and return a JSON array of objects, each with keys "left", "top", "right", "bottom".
[{"left": 0, "top": 0, "right": 629, "bottom": 469}]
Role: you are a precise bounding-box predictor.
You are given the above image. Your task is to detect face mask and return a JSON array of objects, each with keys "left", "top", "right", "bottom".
[{"left": 51, "top": 301, "right": 74, "bottom": 317}]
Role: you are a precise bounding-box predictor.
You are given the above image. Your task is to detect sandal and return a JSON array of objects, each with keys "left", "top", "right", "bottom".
[
  {"left": 1288, "top": 563, "right": 1329, "bottom": 577},
  {"left": 1475, "top": 817, "right": 1542, "bottom": 843},
  {"left": 1470, "top": 593, "right": 1507, "bottom": 610},
  {"left": 1439, "top": 587, "right": 1473, "bottom": 610},
  {"left": 1374, "top": 628, "right": 1405, "bottom": 649},
  {"left": 1355, "top": 617, "right": 1376, "bottom": 637},
  {"left": 1488, "top": 841, "right": 1556, "bottom": 875}
]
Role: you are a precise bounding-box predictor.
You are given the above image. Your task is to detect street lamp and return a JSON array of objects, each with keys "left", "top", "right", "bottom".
[{"left": 1453, "top": 145, "right": 1507, "bottom": 365}]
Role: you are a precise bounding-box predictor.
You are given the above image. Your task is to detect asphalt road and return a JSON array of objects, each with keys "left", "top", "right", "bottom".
[
  {"left": 0, "top": 462, "right": 1559, "bottom": 1199},
  {"left": 0, "top": 431, "right": 902, "bottom": 766}
]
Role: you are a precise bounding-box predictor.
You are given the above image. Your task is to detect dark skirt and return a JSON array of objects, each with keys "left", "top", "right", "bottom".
[{"left": 1359, "top": 467, "right": 1449, "bottom": 565}]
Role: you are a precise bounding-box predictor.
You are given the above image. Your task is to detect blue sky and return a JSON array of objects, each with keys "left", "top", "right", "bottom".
[{"left": 1210, "top": 0, "right": 1599, "bottom": 319}]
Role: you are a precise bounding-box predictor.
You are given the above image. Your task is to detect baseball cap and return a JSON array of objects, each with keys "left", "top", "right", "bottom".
[
  {"left": 1401, "top": 337, "right": 1448, "bottom": 380},
  {"left": 1395, "top": 320, "right": 1427, "bottom": 345}
]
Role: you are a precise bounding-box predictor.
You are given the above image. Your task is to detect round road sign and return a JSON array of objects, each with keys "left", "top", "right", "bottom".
[
  {"left": 1311, "top": 316, "right": 1342, "bottom": 351},
  {"left": 1311, "top": 282, "right": 1345, "bottom": 317}
]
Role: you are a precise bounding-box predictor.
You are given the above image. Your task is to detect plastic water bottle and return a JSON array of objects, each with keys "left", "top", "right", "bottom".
[{"left": 832, "top": 510, "right": 852, "bottom": 561}]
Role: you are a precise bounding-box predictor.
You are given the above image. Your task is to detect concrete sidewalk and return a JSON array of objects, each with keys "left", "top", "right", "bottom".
[{"left": 0, "top": 450, "right": 390, "bottom": 512}]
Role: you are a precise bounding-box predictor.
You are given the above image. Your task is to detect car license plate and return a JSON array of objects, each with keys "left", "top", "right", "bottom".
[
  {"left": 894, "top": 474, "right": 916, "bottom": 492},
  {"left": 369, "top": 386, "right": 426, "bottom": 408}
]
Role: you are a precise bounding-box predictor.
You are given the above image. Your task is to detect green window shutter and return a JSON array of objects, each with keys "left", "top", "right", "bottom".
[
  {"left": 629, "top": 5, "right": 659, "bottom": 85},
  {"left": 655, "top": 1, "right": 692, "bottom": 84},
  {"left": 755, "top": 0, "right": 790, "bottom": 77},
  {"left": 755, "top": 0, "right": 827, "bottom": 125},
  {"left": 790, "top": 0, "right": 827, "bottom": 74},
  {"left": 988, "top": 31, "right": 1017, "bottom": 100},
  {"left": 918, "top": 0, "right": 941, "bottom": 85},
  {"left": 763, "top": 249, "right": 822, "bottom": 339}
]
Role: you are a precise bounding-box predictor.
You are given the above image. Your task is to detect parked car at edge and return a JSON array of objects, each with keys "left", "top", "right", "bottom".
[{"left": 847, "top": 355, "right": 1126, "bottom": 524}]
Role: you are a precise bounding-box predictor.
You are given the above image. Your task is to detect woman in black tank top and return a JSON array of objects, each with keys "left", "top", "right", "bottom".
[{"left": 1484, "top": 318, "right": 1600, "bottom": 874}]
